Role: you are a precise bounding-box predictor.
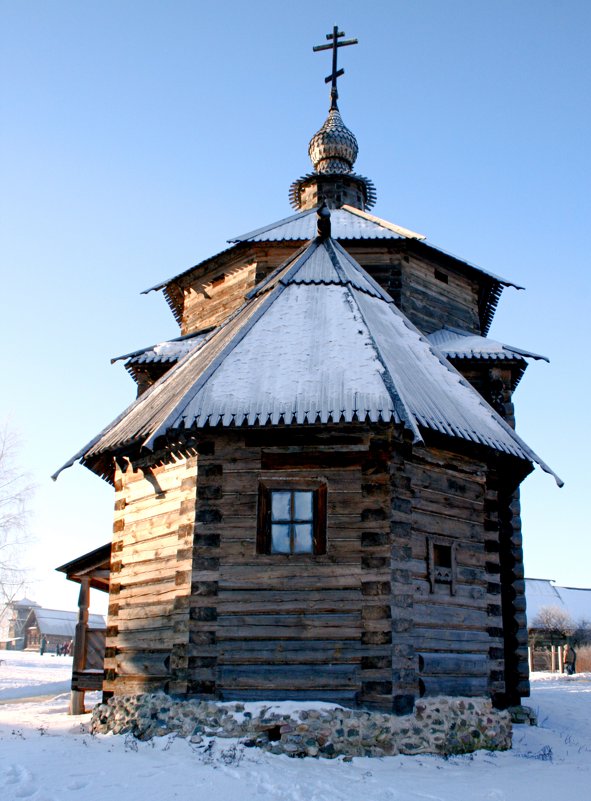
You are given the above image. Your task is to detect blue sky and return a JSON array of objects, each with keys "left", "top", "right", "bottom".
[{"left": 1, "top": 1, "right": 590, "bottom": 613}]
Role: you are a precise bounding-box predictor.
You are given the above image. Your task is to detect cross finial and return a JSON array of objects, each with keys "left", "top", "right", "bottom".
[{"left": 313, "top": 25, "right": 358, "bottom": 110}]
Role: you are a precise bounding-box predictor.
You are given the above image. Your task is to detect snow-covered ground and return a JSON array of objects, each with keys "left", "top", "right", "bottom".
[{"left": 0, "top": 651, "right": 589, "bottom": 801}]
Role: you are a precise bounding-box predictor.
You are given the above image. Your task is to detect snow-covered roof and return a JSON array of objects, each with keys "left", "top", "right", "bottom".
[
  {"left": 228, "top": 205, "right": 425, "bottom": 243},
  {"left": 11, "top": 598, "right": 40, "bottom": 609},
  {"left": 142, "top": 205, "right": 521, "bottom": 310},
  {"left": 26, "top": 608, "right": 106, "bottom": 637},
  {"left": 427, "top": 327, "right": 548, "bottom": 389},
  {"left": 112, "top": 330, "right": 211, "bottom": 368},
  {"left": 428, "top": 327, "right": 548, "bottom": 363},
  {"left": 526, "top": 579, "right": 591, "bottom": 626},
  {"left": 55, "top": 228, "right": 561, "bottom": 486}
]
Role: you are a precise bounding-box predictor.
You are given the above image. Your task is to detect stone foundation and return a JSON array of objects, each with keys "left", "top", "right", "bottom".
[{"left": 91, "top": 693, "right": 511, "bottom": 758}]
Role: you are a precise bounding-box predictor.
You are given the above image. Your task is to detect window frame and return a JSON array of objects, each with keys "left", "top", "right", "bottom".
[
  {"left": 427, "top": 536, "right": 457, "bottom": 595},
  {"left": 257, "top": 480, "right": 327, "bottom": 556}
]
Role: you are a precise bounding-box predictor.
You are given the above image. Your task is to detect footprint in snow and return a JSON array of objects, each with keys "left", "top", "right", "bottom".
[
  {"left": 66, "top": 779, "right": 89, "bottom": 790},
  {"left": 2, "top": 763, "right": 37, "bottom": 798}
]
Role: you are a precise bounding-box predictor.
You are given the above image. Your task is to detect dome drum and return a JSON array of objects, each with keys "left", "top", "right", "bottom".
[{"left": 289, "top": 172, "right": 375, "bottom": 211}]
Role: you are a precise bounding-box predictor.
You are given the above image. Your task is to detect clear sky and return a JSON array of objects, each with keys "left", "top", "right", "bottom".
[{"left": 1, "top": 0, "right": 590, "bottom": 615}]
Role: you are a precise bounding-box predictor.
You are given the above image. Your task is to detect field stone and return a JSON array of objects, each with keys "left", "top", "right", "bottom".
[{"left": 90, "top": 692, "right": 511, "bottom": 758}]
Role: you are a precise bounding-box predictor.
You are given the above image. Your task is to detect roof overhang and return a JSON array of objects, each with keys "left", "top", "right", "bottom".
[{"left": 56, "top": 543, "right": 111, "bottom": 593}]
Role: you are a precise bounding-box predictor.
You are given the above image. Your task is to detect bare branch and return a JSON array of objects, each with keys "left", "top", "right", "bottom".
[
  {"left": 531, "top": 605, "right": 576, "bottom": 637},
  {"left": 0, "top": 422, "right": 35, "bottom": 606}
]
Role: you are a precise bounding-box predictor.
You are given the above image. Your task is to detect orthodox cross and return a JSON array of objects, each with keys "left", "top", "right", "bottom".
[{"left": 313, "top": 26, "right": 358, "bottom": 109}]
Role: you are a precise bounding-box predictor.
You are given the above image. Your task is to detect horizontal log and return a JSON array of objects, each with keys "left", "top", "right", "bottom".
[
  {"left": 117, "top": 602, "right": 181, "bottom": 622},
  {"left": 121, "top": 542, "right": 180, "bottom": 564},
  {"left": 121, "top": 510, "right": 194, "bottom": 538},
  {"left": 217, "top": 689, "right": 358, "bottom": 704},
  {"left": 216, "top": 613, "right": 360, "bottom": 629},
  {"left": 117, "top": 613, "right": 186, "bottom": 631},
  {"left": 411, "top": 511, "right": 484, "bottom": 541},
  {"left": 218, "top": 563, "right": 363, "bottom": 582},
  {"left": 218, "top": 539, "right": 362, "bottom": 557},
  {"left": 111, "top": 634, "right": 185, "bottom": 651},
  {"left": 119, "top": 527, "right": 192, "bottom": 550},
  {"left": 222, "top": 470, "right": 363, "bottom": 494},
  {"left": 123, "top": 495, "right": 187, "bottom": 525},
  {"left": 118, "top": 584, "right": 184, "bottom": 604},
  {"left": 216, "top": 626, "right": 361, "bottom": 641},
  {"left": 412, "top": 602, "right": 486, "bottom": 628},
  {"left": 112, "top": 652, "right": 170, "bottom": 677},
  {"left": 416, "top": 486, "right": 484, "bottom": 514},
  {"left": 217, "top": 664, "right": 358, "bottom": 690},
  {"left": 418, "top": 652, "right": 488, "bottom": 676},
  {"left": 216, "top": 640, "right": 388, "bottom": 662},
  {"left": 214, "top": 588, "right": 363, "bottom": 604},
  {"left": 421, "top": 676, "right": 488, "bottom": 697},
  {"left": 218, "top": 575, "right": 362, "bottom": 591},
  {"left": 414, "top": 627, "right": 491, "bottom": 644}
]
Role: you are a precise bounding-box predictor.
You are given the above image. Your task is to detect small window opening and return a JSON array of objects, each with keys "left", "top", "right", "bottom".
[
  {"left": 433, "top": 543, "right": 453, "bottom": 583},
  {"left": 428, "top": 538, "right": 456, "bottom": 594},
  {"left": 434, "top": 269, "right": 449, "bottom": 284}
]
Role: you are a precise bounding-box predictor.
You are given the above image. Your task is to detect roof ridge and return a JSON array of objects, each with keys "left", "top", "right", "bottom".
[
  {"left": 228, "top": 208, "right": 315, "bottom": 244},
  {"left": 333, "top": 252, "right": 422, "bottom": 443},
  {"left": 341, "top": 204, "right": 425, "bottom": 240}
]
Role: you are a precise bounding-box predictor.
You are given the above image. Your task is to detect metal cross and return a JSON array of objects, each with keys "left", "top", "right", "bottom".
[{"left": 313, "top": 25, "right": 358, "bottom": 109}]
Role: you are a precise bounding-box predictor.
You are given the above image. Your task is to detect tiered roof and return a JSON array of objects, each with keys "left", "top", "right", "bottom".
[{"left": 55, "top": 213, "right": 560, "bottom": 485}]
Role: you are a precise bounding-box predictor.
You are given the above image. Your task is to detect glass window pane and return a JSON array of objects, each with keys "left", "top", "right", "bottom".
[
  {"left": 294, "top": 491, "right": 313, "bottom": 521},
  {"left": 271, "top": 524, "right": 291, "bottom": 553},
  {"left": 271, "top": 491, "right": 291, "bottom": 522},
  {"left": 293, "top": 523, "right": 313, "bottom": 553}
]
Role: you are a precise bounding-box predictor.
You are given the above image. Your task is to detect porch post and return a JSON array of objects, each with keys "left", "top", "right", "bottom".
[{"left": 69, "top": 577, "right": 90, "bottom": 715}]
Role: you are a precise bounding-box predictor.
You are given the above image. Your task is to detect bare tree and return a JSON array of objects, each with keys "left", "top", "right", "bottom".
[
  {"left": 531, "top": 605, "right": 575, "bottom": 645},
  {"left": 0, "top": 425, "right": 34, "bottom": 629}
]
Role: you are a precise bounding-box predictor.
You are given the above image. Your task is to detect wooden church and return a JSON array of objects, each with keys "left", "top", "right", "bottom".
[{"left": 56, "top": 29, "right": 561, "bottom": 715}]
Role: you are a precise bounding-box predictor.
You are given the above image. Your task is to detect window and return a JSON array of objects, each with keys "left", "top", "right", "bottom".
[
  {"left": 427, "top": 537, "right": 456, "bottom": 594},
  {"left": 257, "top": 483, "right": 327, "bottom": 555}
]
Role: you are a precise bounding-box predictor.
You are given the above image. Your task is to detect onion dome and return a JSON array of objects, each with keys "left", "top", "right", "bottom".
[
  {"left": 308, "top": 107, "right": 359, "bottom": 174},
  {"left": 290, "top": 102, "right": 376, "bottom": 212},
  {"left": 290, "top": 27, "right": 375, "bottom": 211}
]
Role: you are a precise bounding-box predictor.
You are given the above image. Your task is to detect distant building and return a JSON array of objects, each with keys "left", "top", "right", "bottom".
[
  {"left": 1, "top": 598, "right": 40, "bottom": 650},
  {"left": 22, "top": 607, "right": 106, "bottom": 653}
]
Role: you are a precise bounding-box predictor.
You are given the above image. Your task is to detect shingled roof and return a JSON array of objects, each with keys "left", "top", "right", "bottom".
[
  {"left": 227, "top": 205, "right": 425, "bottom": 243},
  {"left": 25, "top": 608, "right": 106, "bottom": 637},
  {"left": 55, "top": 223, "right": 561, "bottom": 486},
  {"left": 143, "top": 205, "right": 521, "bottom": 324},
  {"left": 428, "top": 327, "right": 549, "bottom": 389}
]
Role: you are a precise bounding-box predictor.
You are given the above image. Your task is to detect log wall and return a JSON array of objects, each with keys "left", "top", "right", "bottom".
[
  {"left": 184, "top": 427, "right": 396, "bottom": 708},
  {"left": 103, "top": 456, "right": 198, "bottom": 695},
  {"left": 179, "top": 244, "right": 297, "bottom": 335},
  {"left": 398, "top": 253, "right": 480, "bottom": 335},
  {"left": 177, "top": 242, "right": 483, "bottom": 341},
  {"left": 408, "top": 446, "right": 505, "bottom": 700},
  {"left": 102, "top": 428, "right": 516, "bottom": 709}
]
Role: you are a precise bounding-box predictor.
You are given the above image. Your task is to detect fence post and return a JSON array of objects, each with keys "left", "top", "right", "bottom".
[
  {"left": 551, "top": 645, "right": 557, "bottom": 673},
  {"left": 558, "top": 644, "right": 564, "bottom": 673},
  {"left": 528, "top": 646, "right": 534, "bottom": 673}
]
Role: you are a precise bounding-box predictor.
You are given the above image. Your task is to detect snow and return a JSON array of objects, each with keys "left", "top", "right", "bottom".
[{"left": 1, "top": 651, "right": 590, "bottom": 801}]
